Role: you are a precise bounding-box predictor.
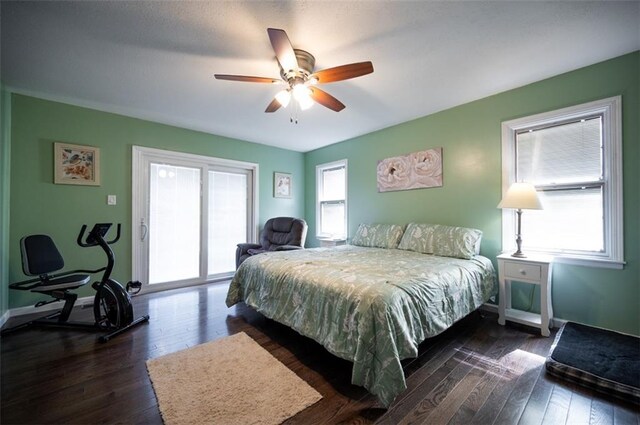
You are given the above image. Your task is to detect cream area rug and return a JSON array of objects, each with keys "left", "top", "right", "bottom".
[{"left": 146, "top": 332, "right": 322, "bottom": 425}]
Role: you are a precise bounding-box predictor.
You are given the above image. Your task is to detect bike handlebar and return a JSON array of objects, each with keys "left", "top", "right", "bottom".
[{"left": 77, "top": 223, "right": 122, "bottom": 247}]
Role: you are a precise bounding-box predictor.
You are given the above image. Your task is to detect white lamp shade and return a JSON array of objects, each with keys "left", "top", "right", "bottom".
[{"left": 497, "top": 182, "right": 543, "bottom": 210}]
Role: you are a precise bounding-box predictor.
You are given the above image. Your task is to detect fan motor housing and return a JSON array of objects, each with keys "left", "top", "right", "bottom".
[{"left": 280, "top": 49, "right": 315, "bottom": 81}]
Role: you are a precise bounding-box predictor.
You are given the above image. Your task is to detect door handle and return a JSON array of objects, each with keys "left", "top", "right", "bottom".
[{"left": 140, "top": 219, "right": 148, "bottom": 241}]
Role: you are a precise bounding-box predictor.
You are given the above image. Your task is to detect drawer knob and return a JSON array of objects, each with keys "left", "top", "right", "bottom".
[{"left": 519, "top": 269, "right": 527, "bottom": 275}]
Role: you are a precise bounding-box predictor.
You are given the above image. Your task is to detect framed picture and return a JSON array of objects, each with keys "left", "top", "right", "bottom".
[
  {"left": 54, "top": 142, "right": 101, "bottom": 186},
  {"left": 274, "top": 172, "right": 292, "bottom": 198}
]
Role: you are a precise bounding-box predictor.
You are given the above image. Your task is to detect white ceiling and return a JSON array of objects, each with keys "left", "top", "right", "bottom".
[{"left": 2, "top": 1, "right": 638, "bottom": 152}]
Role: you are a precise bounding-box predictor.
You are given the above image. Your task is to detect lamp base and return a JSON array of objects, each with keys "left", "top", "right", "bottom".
[{"left": 512, "top": 209, "right": 527, "bottom": 258}]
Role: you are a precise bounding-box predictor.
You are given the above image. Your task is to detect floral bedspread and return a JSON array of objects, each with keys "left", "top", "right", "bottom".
[{"left": 226, "top": 245, "right": 497, "bottom": 407}]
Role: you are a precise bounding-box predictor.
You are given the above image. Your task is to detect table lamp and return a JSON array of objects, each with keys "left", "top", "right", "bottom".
[{"left": 498, "top": 182, "right": 543, "bottom": 258}]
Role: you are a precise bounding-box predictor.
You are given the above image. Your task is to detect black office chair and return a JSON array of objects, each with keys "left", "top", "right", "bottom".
[{"left": 236, "top": 217, "right": 308, "bottom": 268}]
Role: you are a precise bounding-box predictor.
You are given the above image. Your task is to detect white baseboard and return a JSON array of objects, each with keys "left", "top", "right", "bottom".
[
  {"left": 2, "top": 296, "right": 94, "bottom": 325},
  {"left": 481, "top": 303, "right": 499, "bottom": 314},
  {"left": 481, "top": 303, "right": 566, "bottom": 330},
  {"left": 551, "top": 317, "right": 568, "bottom": 329}
]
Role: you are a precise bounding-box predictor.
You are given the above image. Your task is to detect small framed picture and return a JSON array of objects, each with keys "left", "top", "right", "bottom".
[
  {"left": 274, "top": 172, "right": 292, "bottom": 198},
  {"left": 54, "top": 142, "right": 101, "bottom": 186}
]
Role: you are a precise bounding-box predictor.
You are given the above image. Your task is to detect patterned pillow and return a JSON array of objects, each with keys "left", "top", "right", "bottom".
[
  {"left": 351, "top": 223, "right": 405, "bottom": 249},
  {"left": 397, "top": 223, "right": 482, "bottom": 259}
]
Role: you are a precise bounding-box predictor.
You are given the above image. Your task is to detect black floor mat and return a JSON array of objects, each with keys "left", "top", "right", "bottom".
[{"left": 546, "top": 321, "right": 640, "bottom": 403}]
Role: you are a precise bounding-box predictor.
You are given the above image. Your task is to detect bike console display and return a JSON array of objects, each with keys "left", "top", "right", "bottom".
[
  {"left": 78, "top": 223, "right": 121, "bottom": 247},
  {"left": 87, "top": 223, "right": 112, "bottom": 243}
]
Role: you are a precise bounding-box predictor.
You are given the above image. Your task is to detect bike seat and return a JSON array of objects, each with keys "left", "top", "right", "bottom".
[{"left": 30, "top": 274, "right": 90, "bottom": 293}]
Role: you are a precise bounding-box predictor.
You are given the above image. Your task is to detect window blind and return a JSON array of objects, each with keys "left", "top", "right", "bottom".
[{"left": 516, "top": 117, "right": 602, "bottom": 185}]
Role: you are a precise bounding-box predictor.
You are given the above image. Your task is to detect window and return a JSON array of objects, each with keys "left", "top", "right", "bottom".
[
  {"left": 501, "top": 96, "right": 623, "bottom": 268},
  {"left": 316, "top": 159, "right": 348, "bottom": 239}
]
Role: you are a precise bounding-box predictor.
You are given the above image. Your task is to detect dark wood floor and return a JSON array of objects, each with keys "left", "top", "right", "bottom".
[{"left": 1, "top": 282, "right": 638, "bottom": 424}]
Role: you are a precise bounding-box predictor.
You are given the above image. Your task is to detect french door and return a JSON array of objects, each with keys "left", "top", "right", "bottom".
[{"left": 132, "top": 147, "right": 258, "bottom": 292}]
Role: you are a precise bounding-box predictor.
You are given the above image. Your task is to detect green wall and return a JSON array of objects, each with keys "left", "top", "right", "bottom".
[
  {"left": 305, "top": 52, "right": 640, "bottom": 335},
  {"left": 7, "top": 53, "right": 639, "bottom": 335},
  {"left": 8, "top": 94, "right": 304, "bottom": 308},
  {"left": 1, "top": 84, "right": 11, "bottom": 319}
]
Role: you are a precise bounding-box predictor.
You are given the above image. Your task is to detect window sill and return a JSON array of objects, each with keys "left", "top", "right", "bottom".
[
  {"left": 316, "top": 236, "right": 347, "bottom": 248},
  {"left": 552, "top": 255, "right": 625, "bottom": 270},
  {"left": 503, "top": 250, "right": 625, "bottom": 270},
  {"left": 316, "top": 236, "right": 346, "bottom": 241}
]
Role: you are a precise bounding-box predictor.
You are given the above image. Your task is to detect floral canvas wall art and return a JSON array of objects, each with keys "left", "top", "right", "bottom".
[
  {"left": 54, "top": 142, "right": 101, "bottom": 186},
  {"left": 377, "top": 148, "right": 442, "bottom": 192}
]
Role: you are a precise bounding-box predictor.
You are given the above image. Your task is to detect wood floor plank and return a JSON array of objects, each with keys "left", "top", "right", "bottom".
[
  {"left": 429, "top": 327, "right": 531, "bottom": 425},
  {"left": 475, "top": 342, "right": 543, "bottom": 425},
  {"left": 377, "top": 341, "right": 479, "bottom": 424},
  {"left": 447, "top": 404, "right": 476, "bottom": 425},
  {"left": 393, "top": 329, "right": 498, "bottom": 424},
  {"left": 565, "top": 388, "right": 594, "bottom": 425},
  {"left": 591, "top": 398, "right": 616, "bottom": 425},
  {"left": 2, "top": 282, "right": 637, "bottom": 425},
  {"left": 540, "top": 384, "right": 572, "bottom": 425},
  {"left": 467, "top": 333, "right": 547, "bottom": 425},
  {"left": 613, "top": 404, "right": 640, "bottom": 425},
  {"left": 517, "top": 366, "right": 555, "bottom": 425}
]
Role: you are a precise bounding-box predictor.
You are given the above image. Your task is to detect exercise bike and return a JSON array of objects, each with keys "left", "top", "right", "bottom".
[{"left": 2, "top": 223, "right": 150, "bottom": 342}]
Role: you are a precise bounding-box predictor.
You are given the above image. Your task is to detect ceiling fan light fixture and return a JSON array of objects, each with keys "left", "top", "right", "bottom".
[
  {"left": 215, "top": 28, "right": 374, "bottom": 115},
  {"left": 298, "top": 94, "right": 314, "bottom": 110},
  {"left": 275, "top": 89, "right": 291, "bottom": 108},
  {"left": 292, "top": 83, "right": 311, "bottom": 101}
]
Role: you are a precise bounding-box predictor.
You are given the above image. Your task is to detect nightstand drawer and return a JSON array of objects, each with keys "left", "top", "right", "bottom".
[{"left": 503, "top": 262, "right": 541, "bottom": 281}]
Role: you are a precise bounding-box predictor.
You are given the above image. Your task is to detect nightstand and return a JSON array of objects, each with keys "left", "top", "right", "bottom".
[
  {"left": 497, "top": 253, "right": 554, "bottom": 336},
  {"left": 318, "top": 238, "right": 346, "bottom": 248}
]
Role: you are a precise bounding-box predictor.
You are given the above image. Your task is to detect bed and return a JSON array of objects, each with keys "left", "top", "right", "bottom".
[{"left": 226, "top": 223, "right": 497, "bottom": 407}]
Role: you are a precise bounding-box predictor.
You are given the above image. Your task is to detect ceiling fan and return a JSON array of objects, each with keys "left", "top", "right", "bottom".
[{"left": 214, "top": 28, "right": 374, "bottom": 117}]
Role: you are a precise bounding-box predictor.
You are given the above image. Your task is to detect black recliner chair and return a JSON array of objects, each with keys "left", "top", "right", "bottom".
[{"left": 236, "top": 217, "right": 308, "bottom": 268}]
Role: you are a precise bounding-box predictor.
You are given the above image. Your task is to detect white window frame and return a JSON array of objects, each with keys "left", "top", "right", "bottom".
[
  {"left": 501, "top": 96, "right": 624, "bottom": 269},
  {"left": 316, "top": 159, "right": 348, "bottom": 240}
]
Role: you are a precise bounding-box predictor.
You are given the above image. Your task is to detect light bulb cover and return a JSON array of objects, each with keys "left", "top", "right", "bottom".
[
  {"left": 275, "top": 90, "right": 291, "bottom": 108},
  {"left": 293, "top": 84, "right": 311, "bottom": 101},
  {"left": 298, "top": 94, "right": 314, "bottom": 110}
]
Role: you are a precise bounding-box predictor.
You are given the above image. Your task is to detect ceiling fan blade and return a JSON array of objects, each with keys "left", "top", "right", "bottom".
[
  {"left": 267, "top": 28, "right": 298, "bottom": 72},
  {"left": 265, "top": 97, "right": 281, "bottom": 113},
  {"left": 310, "top": 61, "right": 374, "bottom": 84},
  {"left": 214, "top": 74, "right": 281, "bottom": 84},
  {"left": 309, "top": 87, "right": 345, "bottom": 112}
]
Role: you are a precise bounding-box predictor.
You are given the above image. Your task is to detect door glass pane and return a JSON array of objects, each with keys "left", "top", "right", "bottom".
[
  {"left": 149, "top": 163, "right": 201, "bottom": 284},
  {"left": 522, "top": 187, "right": 604, "bottom": 252},
  {"left": 321, "top": 202, "right": 345, "bottom": 238},
  {"left": 208, "top": 170, "right": 248, "bottom": 274}
]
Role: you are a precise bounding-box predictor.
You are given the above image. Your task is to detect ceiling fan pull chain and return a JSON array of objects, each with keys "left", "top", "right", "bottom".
[{"left": 290, "top": 100, "right": 299, "bottom": 124}]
